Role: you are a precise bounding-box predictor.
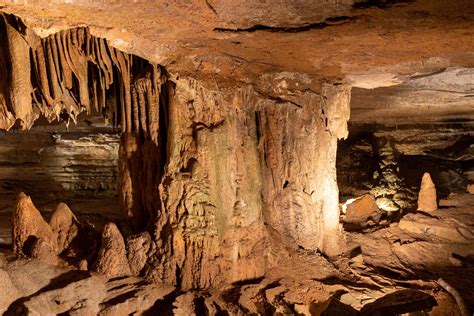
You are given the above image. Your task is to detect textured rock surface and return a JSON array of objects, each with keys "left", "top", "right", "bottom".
[
  {"left": 0, "top": 269, "right": 19, "bottom": 314},
  {"left": 20, "top": 273, "right": 106, "bottom": 316},
  {"left": 126, "top": 231, "right": 153, "bottom": 276},
  {"left": 49, "top": 202, "right": 80, "bottom": 253},
  {"left": 208, "top": 0, "right": 354, "bottom": 30},
  {"left": 418, "top": 172, "right": 438, "bottom": 212},
  {"left": 93, "top": 222, "right": 131, "bottom": 278},
  {"left": 12, "top": 192, "right": 57, "bottom": 257},
  {"left": 99, "top": 276, "right": 174, "bottom": 316}
]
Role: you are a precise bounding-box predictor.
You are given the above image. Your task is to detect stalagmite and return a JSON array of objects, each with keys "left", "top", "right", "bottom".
[
  {"left": 93, "top": 222, "right": 131, "bottom": 278},
  {"left": 417, "top": 172, "right": 437, "bottom": 212},
  {"left": 12, "top": 193, "right": 58, "bottom": 257}
]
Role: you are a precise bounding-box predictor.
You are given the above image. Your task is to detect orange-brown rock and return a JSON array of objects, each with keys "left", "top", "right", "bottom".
[
  {"left": 12, "top": 192, "right": 57, "bottom": 257},
  {"left": 467, "top": 184, "right": 474, "bottom": 194},
  {"left": 417, "top": 173, "right": 437, "bottom": 212},
  {"left": 344, "top": 194, "right": 381, "bottom": 222},
  {"left": 49, "top": 202, "right": 80, "bottom": 254},
  {"left": 342, "top": 194, "right": 382, "bottom": 230},
  {"left": 30, "top": 238, "right": 62, "bottom": 266},
  {"left": 126, "top": 231, "right": 152, "bottom": 276},
  {"left": 93, "top": 222, "right": 131, "bottom": 278}
]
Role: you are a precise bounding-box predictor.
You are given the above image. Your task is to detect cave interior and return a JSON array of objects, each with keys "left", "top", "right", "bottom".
[{"left": 0, "top": 0, "right": 473, "bottom": 315}]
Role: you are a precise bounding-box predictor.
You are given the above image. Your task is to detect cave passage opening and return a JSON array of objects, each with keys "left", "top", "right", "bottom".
[
  {"left": 336, "top": 70, "right": 474, "bottom": 229},
  {"left": 0, "top": 113, "right": 121, "bottom": 246}
]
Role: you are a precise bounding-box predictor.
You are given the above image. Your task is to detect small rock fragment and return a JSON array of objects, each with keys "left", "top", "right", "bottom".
[
  {"left": 93, "top": 222, "right": 131, "bottom": 278},
  {"left": 78, "top": 259, "right": 88, "bottom": 271},
  {"left": 417, "top": 173, "right": 437, "bottom": 211},
  {"left": 12, "top": 192, "right": 57, "bottom": 257}
]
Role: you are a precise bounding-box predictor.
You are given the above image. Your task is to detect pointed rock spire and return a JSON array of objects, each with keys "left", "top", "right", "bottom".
[{"left": 417, "top": 172, "right": 437, "bottom": 212}]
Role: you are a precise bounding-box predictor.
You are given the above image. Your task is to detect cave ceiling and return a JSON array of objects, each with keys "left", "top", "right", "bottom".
[{"left": 0, "top": 0, "right": 473, "bottom": 123}]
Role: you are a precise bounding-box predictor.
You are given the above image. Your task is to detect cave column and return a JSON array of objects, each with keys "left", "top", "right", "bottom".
[{"left": 260, "top": 82, "right": 351, "bottom": 257}]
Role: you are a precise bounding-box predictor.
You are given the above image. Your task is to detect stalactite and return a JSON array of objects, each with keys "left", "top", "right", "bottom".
[{"left": 0, "top": 12, "right": 167, "bottom": 134}]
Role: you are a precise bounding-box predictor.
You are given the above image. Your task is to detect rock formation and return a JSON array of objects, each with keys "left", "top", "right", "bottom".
[
  {"left": 342, "top": 194, "right": 382, "bottom": 230},
  {"left": 12, "top": 192, "right": 57, "bottom": 257},
  {"left": 49, "top": 202, "right": 80, "bottom": 253},
  {"left": 0, "top": 1, "right": 473, "bottom": 313},
  {"left": 93, "top": 222, "right": 131, "bottom": 278},
  {"left": 418, "top": 172, "right": 438, "bottom": 212}
]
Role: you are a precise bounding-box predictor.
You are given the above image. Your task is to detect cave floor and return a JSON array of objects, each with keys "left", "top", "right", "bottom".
[{"left": 0, "top": 194, "right": 472, "bottom": 315}]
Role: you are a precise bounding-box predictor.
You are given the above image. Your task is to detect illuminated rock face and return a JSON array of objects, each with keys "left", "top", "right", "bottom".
[{"left": 0, "top": 14, "right": 350, "bottom": 289}]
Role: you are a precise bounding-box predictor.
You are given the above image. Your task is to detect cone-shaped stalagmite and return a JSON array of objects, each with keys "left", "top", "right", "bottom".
[
  {"left": 417, "top": 172, "right": 437, "bottom": 212},
  {"left": 12, "top": 192, "right": 57, "bottom": 256},
  {"left": 93, "top": 222, "right": 131, "bottom": 278}
]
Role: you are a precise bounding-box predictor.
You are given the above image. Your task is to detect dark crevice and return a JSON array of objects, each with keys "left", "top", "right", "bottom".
[
  {"left": 204, "top": 0, "right": 218, "bottom": 16},
  {"left": 352, "top": 0, "right": 415, "bottom": 9},
  {"left": 214, "top": 16, "right": 356, "bottom": 33}
]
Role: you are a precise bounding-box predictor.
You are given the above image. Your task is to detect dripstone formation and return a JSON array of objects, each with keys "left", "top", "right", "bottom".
[{"left": 0, "top": 12, "right": 350, "bottom": 289}]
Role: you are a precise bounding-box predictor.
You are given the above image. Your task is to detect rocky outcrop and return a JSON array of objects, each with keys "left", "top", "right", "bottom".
[
  {"left": 99, "top": 276, "right": 175, "bottom": 316},
  {"left": 418, "top": 172, "right": 438, "bottom": 212},
  {"left": 93, "top": 222, "right": 131, "bottom": 278},
  {"left": 12, "top": 192, "right": 57, "bottom": 257}
]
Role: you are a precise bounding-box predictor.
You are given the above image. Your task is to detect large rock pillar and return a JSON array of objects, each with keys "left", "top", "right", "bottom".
[{"left": 143, "top": 76, "right": 350, "bottom": 288}]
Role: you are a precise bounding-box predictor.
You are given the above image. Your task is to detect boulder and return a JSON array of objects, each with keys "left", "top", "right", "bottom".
[
  {"left": 342, "top": 194, "right": 382, "bottom": 230},
  {"left": 93, "top": 223, "right": 131, "bottom": 278},
  {"left": 417, "top": 173, "right": 437, "bottom": 211},
  {"left": 99, "top": 276, "right": 175, "bottom": 316},
  {"left": 12, "top": 192, "right": 57, "bottom": 257},
  {"left": 399, "top": 213, "right": 469, "bottom": 243},
  {"left": 20, "top": 273, "right": 106, "bottom": 316}
]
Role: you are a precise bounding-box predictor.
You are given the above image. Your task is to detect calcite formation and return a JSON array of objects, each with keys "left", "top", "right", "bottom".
[
  {"left": 93, "top": 222, "right": 131, "bottom": 278},
  {"left": 1, "top": 4, "right": 473, "bottom": 313},
  {"left": 0, "top": 11, "right": 351, "bottom": 289},
  {"left": 418, "top": 172, "right": 438, "bottom": 212},
  {"left": 12, "top": 192, "right": 57, "bottom": 257}
]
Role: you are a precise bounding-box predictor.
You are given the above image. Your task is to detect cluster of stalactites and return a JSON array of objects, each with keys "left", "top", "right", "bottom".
[{"left": 0, "top": 13, "right": 166, "bottom": 143}]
